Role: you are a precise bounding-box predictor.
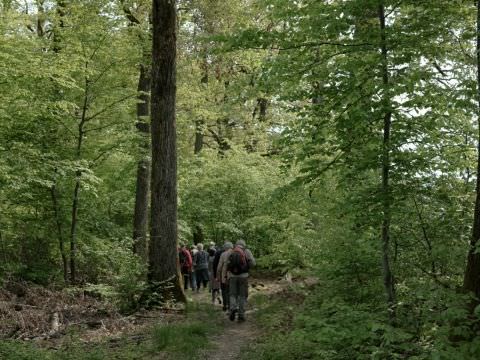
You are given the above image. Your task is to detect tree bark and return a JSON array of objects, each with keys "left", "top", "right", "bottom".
[
  {"left": 378, "top": 2, "right": 396, "bottom": 315},
  {"left": 463, "top": 0, "right": 480, "bottom": 311},
  {"left": 149, "top": 0, "right": 185, "bottom": 302},
  {"left": 132, "top": 63, "right": 151, "bottom": 262}
]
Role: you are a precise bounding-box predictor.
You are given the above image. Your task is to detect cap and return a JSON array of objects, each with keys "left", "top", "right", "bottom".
[{"left": 236, "top": 239, "right": 246, "bottom": 248}]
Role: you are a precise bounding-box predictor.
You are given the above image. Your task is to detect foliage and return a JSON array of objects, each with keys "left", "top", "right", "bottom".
[{"left": 3, "top": 0, "right": 480, "bottom": 357}]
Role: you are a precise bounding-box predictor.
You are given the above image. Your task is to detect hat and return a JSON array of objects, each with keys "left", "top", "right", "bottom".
[
  {"left": 236, "top": 239, "right": 246, "bottom": 248},
  {"left": 223, "top": 241, "right": 233, "bottom": 250}
]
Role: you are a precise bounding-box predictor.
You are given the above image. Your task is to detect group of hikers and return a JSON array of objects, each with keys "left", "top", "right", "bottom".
[{"left": 178, "top": 239, "right": 256, "bottom": 322}]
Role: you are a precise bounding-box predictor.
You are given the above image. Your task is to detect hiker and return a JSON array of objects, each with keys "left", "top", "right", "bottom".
[
  {"left": 193, "top": 243, "right": 209, "bottom": 292},
  {"left": 191, "top": 244, "right": 198, "bottom": 256},
  {"left": 179, "top": 243, "right": 196, "bottom": 290},
  {"left": 216, "top": 241, "right": 234, "bottom": 311},
  {"left": 228, "top": 239, "right": 255, "bottom": 322},
  {"left": 208, "top": 246, "right": 221, "bottom": 304},
  {"left": 208, "top": 241, "right": 217, "bottom": 253}
]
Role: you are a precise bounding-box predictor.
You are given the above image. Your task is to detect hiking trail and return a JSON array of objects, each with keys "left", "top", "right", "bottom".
[{"left": 192, "top": 276, "right": 284, "bottom": 360}]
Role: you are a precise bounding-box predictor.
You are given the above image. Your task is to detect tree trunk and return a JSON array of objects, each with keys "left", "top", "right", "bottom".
[
  {"left": 132, "top": 63, "right": 151, "bottom": 261},
  {"left": 194, "top": 119, "right": 204, "bottom": 154},
  {"left": 149, "top": 0, "right": 185, "bottom": 302},
  {"left": 50, "top": 0, "right": 69, "bottom": 282},
  {"left": 463, "top": 0, "right": 480, "bottom": 311},
  {"left": 69, "top": 73, "right": 88, "bottom": 284},
  {"left": 193, "top": 225, "right": 204, "bottom": 245},
  {"left": 378, "top": 2, "right": 396, "bottom": 315},
  {"left": 194, "top": 59, "right": 208, "bottom": 154},
  {"left": 50, "top": 180, "right": 68, "bottom": 282},
  {"left": 253, "top": 97, "right": 268, "bottom": 122},
  {"left": 70, "top": 177, "right": 80, "bottom": 284}
]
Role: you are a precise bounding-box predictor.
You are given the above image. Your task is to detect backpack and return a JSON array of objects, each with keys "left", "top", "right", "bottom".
[
  {"left": 195, "top": 250, "right": 208, "bottom": 268},
  {"left": 179, "top": 249, "right": 190, "bottom": 270},
  {"left": 227, "top": 248, "right": 250, "bottom": 275}
]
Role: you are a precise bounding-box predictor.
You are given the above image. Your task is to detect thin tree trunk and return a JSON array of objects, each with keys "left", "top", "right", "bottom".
[
  {"left": 69, "top": 73, "right": 88, "bottom": 284},
  {"left": 193, "top": 225, "right": 204, "bottom": 245},
  {"left": 254, "top": 97, "right": 268, "bottom": 122},
  {"left": 378, "top": 2, "right": 396, "bottom": 315},
  {"left": 50, "top": 179, "right": 68, "bottom": 282},
  {"left": 70, "top": 179, "right": 80, "bottom": 283},
  {"left": 194, "top": 58, "right": 208, "bottom": 154},
  {"left": 36, "top": 0, "right": 45, "bottom": 37},
  {"left": 463, "top": 0, "right": 480, "bottom": 311},
  {"left": 149, "top": 0, "right": 185, "bottom": 302},
  {"left": 413, "top": 198, "right": 437, "bottom": 276},
  {"left": 52, "top": 0, "right": 69, "bottom": 282},
  {"left": 133, "top": 63, "right": 151, "bottom": 261},
  {"left": 194, "top": 120, "right": 204, "bottom": 154}
]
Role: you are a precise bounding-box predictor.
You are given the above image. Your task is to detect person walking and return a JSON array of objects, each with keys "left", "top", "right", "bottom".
[
  {"left": 228, "top": 239, "right": 255, "bottom": 322},
  {"left": 193, "top": 243, "right": 209, "bottom": 292},
  {"left": 178, "top": 243, "right": 195, "bottom": 290},
  {"left": 208, "top": 246, "right": 221, "bottom": 304},
  {"left": 216, "top": 241, "right": 233, "bottom": 311}
]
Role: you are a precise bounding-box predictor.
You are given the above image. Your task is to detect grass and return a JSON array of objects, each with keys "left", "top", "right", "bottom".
[
  {"left": 0, "top": 302, "right": 221, "bottom": 360},
  {"left": 240, "top": 285, "right": 309, "bottom": 360},
  {"left": 151, "top": 321, "right": 213, "bottom": 355}
]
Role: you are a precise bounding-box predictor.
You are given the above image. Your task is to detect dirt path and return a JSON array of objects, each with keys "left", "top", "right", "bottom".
[
  {"left": 193, "top": 277, "right": 283, "bottom": 360},
  {"left": 202, "top": 310, "right": 258, "bottom": 360}
]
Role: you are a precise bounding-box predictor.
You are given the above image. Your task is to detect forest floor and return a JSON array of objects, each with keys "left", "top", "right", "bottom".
[{"left": 0, "top": 273, "right": 293, "bottom": 359}]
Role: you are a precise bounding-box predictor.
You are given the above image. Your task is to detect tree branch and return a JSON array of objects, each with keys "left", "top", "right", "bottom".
[{"left": 84, "top": 94, "right": 136, "bottom": 122}]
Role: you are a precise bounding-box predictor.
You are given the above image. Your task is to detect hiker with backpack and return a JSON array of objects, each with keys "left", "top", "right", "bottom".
[
  {"left": 193, "top": 243, "right": 209, "bottom": 292},
  {"left": 216, "top": 241, "right": 234, "bottom": 311},
  {"left": 178, "top": 243, "right": 195, "bottom": 290},
  {"left": 227, "top": 239, "right": 255, "bottom": 322}
]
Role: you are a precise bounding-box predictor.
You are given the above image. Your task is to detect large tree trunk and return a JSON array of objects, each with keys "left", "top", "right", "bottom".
[
  {"left": 463, "top": 0, "right": 480, "bottom": 311},
  {"left": 132, "top": 63, "right": 151, "bottom": 261},
  {"left": 149, "top": 0, "right": 185, "bottom": 302},
  {"left": 378, "top": 3, "right": 395, "bottom": 315}
]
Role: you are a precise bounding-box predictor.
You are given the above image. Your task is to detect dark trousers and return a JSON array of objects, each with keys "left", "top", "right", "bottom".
[
  {"left": 195, "top": 268, "right": 209, "bottom": 289},
  {"left": 183, "top": 272, "right": 196, "bottom": 290},
  {"left": 221, "top": 282, "right": 230, "bottom": 310}
]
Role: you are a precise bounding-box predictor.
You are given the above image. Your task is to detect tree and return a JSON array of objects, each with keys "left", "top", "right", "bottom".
[
  {"left": 121, "top": 0, "right": 152, "bottom": 263},
  {"left": 149, "top": 0, "right": 185, "bottom": 302},
  {"left": 463, "top": 0, "right": 480, "bottom": 311}
]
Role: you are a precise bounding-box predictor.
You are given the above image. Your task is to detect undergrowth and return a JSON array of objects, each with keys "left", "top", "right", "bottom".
[
  {"left": 243, "top": 279, "right": 480, "bottom": 360},
  {"left": 0, "top": 302, "right": 220, "bottom": 360}
]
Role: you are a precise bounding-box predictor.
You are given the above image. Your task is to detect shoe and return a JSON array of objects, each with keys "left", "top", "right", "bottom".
[
  {"left": 229, "top": 309, "right": 237, "bottom": 321},
  {"left": 238, "top": 315, "right": 245, "bottom": 322},
  {"left": 217, "top": 297, "right": 222, "bottom": 305}
]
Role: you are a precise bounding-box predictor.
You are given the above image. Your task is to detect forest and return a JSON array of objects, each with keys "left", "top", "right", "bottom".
[{"left": 2, "top": 0, "right": 480, "bottom": 359}]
